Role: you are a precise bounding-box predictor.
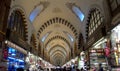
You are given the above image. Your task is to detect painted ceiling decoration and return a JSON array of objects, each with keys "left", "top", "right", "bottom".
[
  {"left": 49, "top": 47, "right": 66, "bottom": 57},
  {"left": 45, "top": 35, "right": 70, "bottom": 48},
  {"left": 51, "top": 52, "right": 66, "bottom": 60},
  {"left": 50, "top": 50, "right": 66, "bottom": 58},
  {"left": 48, "top": 44, "right": 68, "bottom": 55},
  {"left": 37, "top": 17, "right": 78, "bottom": 39}
]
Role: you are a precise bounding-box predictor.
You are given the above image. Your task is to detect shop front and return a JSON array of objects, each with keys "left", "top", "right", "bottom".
[
  {"left": 3, "top": 40, "right": 27, "bottom": 71},
  {"left": 110, "top": 24, "right": 120, "bottom": 67},
  {"left": 25, "top": 52, "right": 37, "bottom": 70},
  {"left": 89, "top": 37, "right": 109, "bottom": 70},
  {"left": 25, "top": 52, "right": 44, "bottom": 71}
]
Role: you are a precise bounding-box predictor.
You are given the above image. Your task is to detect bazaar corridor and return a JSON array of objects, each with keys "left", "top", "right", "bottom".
[{"left": 0, "top": 0, "right": 120, "bottom": 71}]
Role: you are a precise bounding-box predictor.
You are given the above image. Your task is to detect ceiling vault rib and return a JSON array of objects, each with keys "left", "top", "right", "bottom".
[
  {"left": 37, "top": 17, "right": 78, "bottom": 38},
  {"left": 45, "top": 35, "right": 70, "bottom": 48},
  {"left": 51, "top": 50, "right": 66, "bottom": 57},
  {"left": 48, "top": 44, "right": 67, "bottom": 55}
]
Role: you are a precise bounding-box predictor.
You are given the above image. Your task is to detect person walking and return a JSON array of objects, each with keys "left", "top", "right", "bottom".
[{"left": 98, "top": 63, "right": 103, "bottom": 71}]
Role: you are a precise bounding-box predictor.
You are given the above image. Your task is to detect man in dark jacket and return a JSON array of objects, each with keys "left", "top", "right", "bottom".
[{"left": 98, "top": 63, "right": 103, "bottom": 71}]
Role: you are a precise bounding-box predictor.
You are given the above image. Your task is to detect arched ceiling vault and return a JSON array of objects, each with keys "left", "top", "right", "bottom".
[
  {"left": 53, "top": 55, "right": 64, "bottom": 65},
  {"left": 51, "top": 53, "right": 65, "bottom": 65},
  {"left": 51, "top": 52, "right": 65, "bottom": 60},
  {"left": 50, "top": 51, "right": 66, "bottom": 64},
  {"left": 37, "top": 17, "right": 78, "bottom": 39},
  {"left": 48, "top": 44, "right": 68, "bottom": 55},
  {"left": 12, "top": 0, "right": 105, "bottom": 66},
  {"left": 45, "top": 35, "right": 70, "bottom": 48},
  {"left": 50, "top": 50, "right": 66, "bottom": 57}
]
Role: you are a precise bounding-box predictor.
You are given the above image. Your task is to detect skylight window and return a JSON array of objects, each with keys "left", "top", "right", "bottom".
[
  {"left": 63, "top": 31, "right": 74, "bottom": 42},
  {"left": 41, "top": 32, "right": 51, "bottom": 42},
  {"left": 67, "top": 33, "right": 74, "bottom": 42},
  {"left": 29, "top": 5, "right": 44, "bottom": 22},
  {"left": 72, "top": 6, "right": 84, "bottom": 21}
]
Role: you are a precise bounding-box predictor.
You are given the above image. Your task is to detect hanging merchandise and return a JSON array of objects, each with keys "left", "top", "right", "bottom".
[
  {"left": 110, "top": 24, "right": 120, "bottom": 66},
  {"left": 104, "top": 42, "right": 111, "bottom": 57},
  {"left": 89, "top": 38, "right": 108, "bottom": 70}
]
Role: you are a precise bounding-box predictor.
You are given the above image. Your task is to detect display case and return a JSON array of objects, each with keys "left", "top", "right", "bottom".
[{"left": 89, "top": 49, "right": 107, "bottom": 69}]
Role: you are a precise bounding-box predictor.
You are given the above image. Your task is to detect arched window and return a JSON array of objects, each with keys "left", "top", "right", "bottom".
[
  {"left": 8, "top": 10, "right": 26, "bottom": 40},
  {"left": 87, "top": 9, "right": 103, "bottom": 37},
  {"left": 41, "top": 31, "right": 51, "bottom": 42},
  {"left": 72, "top": 6, "right": 85, "bottom": 22},
  {"left": 63, "top": 31, "right": 74, "bottom": 42},
  {"left": 29, "top": 4, "right": 44, "bottom": 22}
]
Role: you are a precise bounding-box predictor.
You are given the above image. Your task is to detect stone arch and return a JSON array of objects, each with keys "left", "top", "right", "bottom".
[
  {"left": 9, "top": 6, "right": 28, "bottom": 41},
  {"left": 37, "top": 17, "right": 78, "bottom": 38},
  {"left": 48, "top": 44, "right": 67, "bottom": 55},
  {"left": 45, "top": 35, "right": 70, "bottom": 48}
]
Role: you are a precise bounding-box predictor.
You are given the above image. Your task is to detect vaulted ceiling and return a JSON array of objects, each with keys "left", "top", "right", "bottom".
[{"left": 11, "top": 0, "right": 104, "bottom": 66}]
